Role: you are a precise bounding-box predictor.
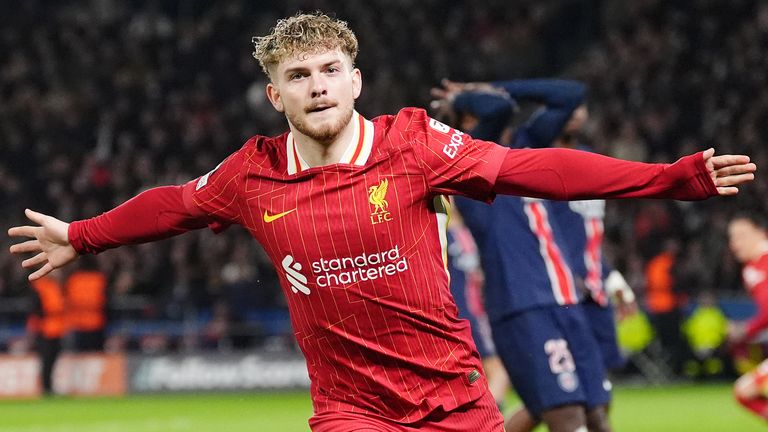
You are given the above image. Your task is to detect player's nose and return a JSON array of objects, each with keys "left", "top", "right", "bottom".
[{"left": 309, "top": 73, "right": 328, "bottom": 98}]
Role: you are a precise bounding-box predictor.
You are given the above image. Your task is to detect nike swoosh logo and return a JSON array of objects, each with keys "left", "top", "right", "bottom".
[{"left": 264, "top": 208, "right": 296, "bottom": 223}]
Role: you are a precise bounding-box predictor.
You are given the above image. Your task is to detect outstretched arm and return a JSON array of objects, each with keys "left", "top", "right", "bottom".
[
  {"left": 9, "top": 185, "right": 208, "bottom": 280},
  {"left": 406, "top": 107, "right": 755, "bottom": 202},
  {"left": 492, "top": 147, "right": 755, "bottom": 200},
  {"left": 10, "top": 142, "right": 246, "bottom": 281}
]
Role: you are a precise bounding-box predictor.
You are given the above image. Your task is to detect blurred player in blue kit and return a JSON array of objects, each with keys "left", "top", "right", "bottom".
[{"left": 432, "top": 78, "right": 622, "bottom": 432}]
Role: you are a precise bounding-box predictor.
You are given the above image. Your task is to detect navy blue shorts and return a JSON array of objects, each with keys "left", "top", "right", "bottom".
[
  {"left": 582, "top": 299, "right": 626, "bottom": 370},
  {"left": 492, "top": 305, "right": 611, "bottom": 417}
]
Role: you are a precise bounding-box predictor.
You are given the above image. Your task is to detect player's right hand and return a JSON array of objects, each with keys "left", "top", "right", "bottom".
[{"left": 8, "top": 209, "right": 79, "bottom": 281}]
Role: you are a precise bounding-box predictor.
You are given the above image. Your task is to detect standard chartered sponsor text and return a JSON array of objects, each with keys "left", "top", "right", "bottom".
[{"left": 311, "top": 245, "right": 409, "bottom": 287}]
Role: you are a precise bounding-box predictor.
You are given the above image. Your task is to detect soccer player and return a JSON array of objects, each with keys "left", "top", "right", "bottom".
[
  {"left": 446, "top": 205, "right": 511, "bottom": 409},
  {"left": 727, "top": 215, "right": 768, "bottom": 420},
  {"left": 431, "top": 79, "right": 628, "bottom": 432},
  {"left": 8, "top": 12, "right": 755, "bottom": 432}
]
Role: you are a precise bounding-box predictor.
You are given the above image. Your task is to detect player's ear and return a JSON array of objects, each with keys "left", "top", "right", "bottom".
[
  {"left": 352, "top": 68, "right": 362, "bottom": 100},
  {"left": 266, "top": 82, "right": 284, "bottom": 113}
]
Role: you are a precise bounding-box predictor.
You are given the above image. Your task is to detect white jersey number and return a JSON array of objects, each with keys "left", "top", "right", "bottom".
[{"left": 544, "top": 338, "right": 576, "bottom": 374}]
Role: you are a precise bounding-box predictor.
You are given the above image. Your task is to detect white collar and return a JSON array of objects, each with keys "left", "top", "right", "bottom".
[{"left": 286, "top": 111, "right": 374, "bottom": 175}]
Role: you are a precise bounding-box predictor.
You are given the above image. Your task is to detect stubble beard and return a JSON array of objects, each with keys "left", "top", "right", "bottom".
[{"left": 288, "top": 105, "right": 354, "bottom": 144}]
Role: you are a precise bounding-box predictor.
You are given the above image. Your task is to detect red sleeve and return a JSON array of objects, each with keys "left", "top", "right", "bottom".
[
  {"left": 68, "top": 186, "right": 209, "bottom": 255},
  {"left": 406, "top": 109, "right": 508, "bottom": 202},
  {"left": 493, "top": 148, "right": 718, "bottom": 200},
  {"left": 181, "top": 145, "right": 248, "bottom": 232},
  {"left": 746, "top": 283, "right": 768, "bottom": 340}
]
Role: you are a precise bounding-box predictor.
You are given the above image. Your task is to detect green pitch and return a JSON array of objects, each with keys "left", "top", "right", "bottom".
[{"left": 0, "top": 384, "right": 764, "bottom": 431}]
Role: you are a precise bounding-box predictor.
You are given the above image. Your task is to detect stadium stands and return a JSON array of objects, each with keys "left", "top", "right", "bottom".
[{"left": 1, "top": 1, "right": 766, "bottom": 363}]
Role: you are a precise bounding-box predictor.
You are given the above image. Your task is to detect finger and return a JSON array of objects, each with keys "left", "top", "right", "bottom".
[
  {"left": 717, "top": 186, "right": 740, "bottom": 196},
  {"left": 702, "top": 148, "right": 715, "bottom": 160},
  {"left": 7, "top": 226, "right": 40, "bottom": 238},
  {"left": 22, "top": 252, "right": 47, "bottom": 269},
  {"left": 25, "top": 209, "right": 48, "bottom": 225},
  {"left": 442, "top": 79, "right": 463, "bottom": 92},
  {"left": 430, "top": 88, "right": 447, "bottom": 99},
  {"left": 715, "top": 172, "right": 755, "bottom": 187},
  {"left": 29, "top": 262, "right": 54, "bottom": 281},
  {"left": 715, "top": 163, "right": 757, "bottom": 177},
  {"left": 711, "top": 154, "right": 751, "bottom": 169},
  {"left": 9, "top": 239, "right": 42, "bottom": 254}
]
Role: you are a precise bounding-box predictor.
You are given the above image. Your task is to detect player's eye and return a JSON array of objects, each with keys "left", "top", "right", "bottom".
[
  {"left": 326, "top": 66, "right": 339, "bottom": 74},
  {"left": 289, "top": 73, "right": 305, "bottom": 81}
]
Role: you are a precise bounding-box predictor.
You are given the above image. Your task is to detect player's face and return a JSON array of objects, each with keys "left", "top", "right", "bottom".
[
  {"left": 728, "top": 218, "right": 766, "bottom": 263},
  {"left": 266, "top": 48, "right": 362, "bottom": 143}
]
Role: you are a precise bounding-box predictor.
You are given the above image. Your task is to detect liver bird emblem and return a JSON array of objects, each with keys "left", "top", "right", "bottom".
[{"left": 368, "top": 179, "right": 389, "bottom": 213}]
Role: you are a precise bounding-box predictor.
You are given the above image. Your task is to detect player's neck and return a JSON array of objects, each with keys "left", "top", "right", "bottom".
[
  {"left": 756, "top": 240, "right": 768, "bottom": 259},
  {"left": 291, "top": 116, "right": 357, "bottom": 167}
]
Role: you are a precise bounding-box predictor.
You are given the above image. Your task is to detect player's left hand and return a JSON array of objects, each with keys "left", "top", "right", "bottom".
[
  {"left": 614, "top": 291, "right": 639, "bottom": 321},
  {"left": 703, "top": 148, "right": 757, "bottom": 196}
]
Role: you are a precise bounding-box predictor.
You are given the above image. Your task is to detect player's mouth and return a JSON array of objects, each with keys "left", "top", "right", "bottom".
[{"left": 307, "top": 103, "right": 335, "bottom": 113}]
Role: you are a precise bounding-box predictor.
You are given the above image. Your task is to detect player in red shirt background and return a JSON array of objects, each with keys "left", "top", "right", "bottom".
[
  {"left": 8, "top": 12, "right": 757, "bottom": 432},
  {"left": 727, "top": 215, "right": 768, "bottom": 420}
]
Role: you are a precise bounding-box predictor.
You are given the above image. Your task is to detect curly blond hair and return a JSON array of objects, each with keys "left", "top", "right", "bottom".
[{"left": 252, "top": 12, "right": 359, "bottom": 80}]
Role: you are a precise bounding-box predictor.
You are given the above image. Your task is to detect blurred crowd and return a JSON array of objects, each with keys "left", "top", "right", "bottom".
[
  {"left": 572, "top": 0, "right": 768, "bottom": 299},
  {"left": 1, "top": 0, "right": 767, "bottom": 352}
]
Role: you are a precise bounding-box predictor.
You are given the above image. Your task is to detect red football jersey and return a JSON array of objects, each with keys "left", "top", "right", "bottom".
[
  {"left": 743, "top": 251, "right": 768, "bottom": 340},
  {"left": 183, "top": 108, "right": 507, "bottom": 422}
]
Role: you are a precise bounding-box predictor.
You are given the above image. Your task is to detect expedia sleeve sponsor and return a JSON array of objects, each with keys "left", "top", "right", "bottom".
[
  {"left": 405, "top": 109, "right": 508, "bottom": 202},
  {"left": 426, "top": 117, "right": 467, "bottom": 160}
]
